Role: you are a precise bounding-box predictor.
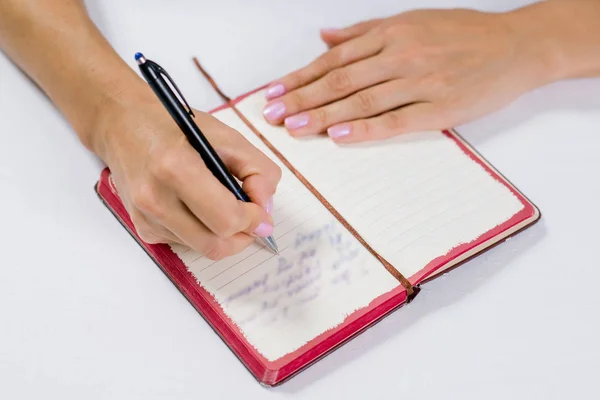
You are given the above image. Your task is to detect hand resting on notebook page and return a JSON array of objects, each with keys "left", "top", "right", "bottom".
[{"left": 263, "top": 0, "right": 600, "bottom": 143}]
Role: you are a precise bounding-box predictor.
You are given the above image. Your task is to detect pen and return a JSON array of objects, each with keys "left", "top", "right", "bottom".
[{"left": 134, "top": 52, "right": 279, "bottom": 254}]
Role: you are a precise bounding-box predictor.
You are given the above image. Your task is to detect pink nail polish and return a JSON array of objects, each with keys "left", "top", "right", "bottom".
[
  {"left": 265, "top": 197, "right": 273, "bottom": 214},
  {"left": 263, "top": 101, "right": 286, "bottom": 122},
  {"left": 254, "top": 222, "right": 274, "bottom": 237},
  {"left": 284, "top": 113, "right": 309, "bottom": 130},
  {"left": 265, "top": 83, "right": 286, "bottom": 100},
  {"left": 328, "top": 124, "right": 351, "bottom": 138}
]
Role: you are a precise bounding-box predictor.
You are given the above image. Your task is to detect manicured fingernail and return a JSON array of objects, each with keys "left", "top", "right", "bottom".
[
  {"left": 254, "top": 222, "right": 274, "bottom": 237},
  {"left": 265, "top": 197, "right": 273, "bottom": 214},
  {"left": 284, "top": 113, "right": 309, "bottom": 130},
  {"left": 265, "top": 83, "right": 286, "bottom": 100},
  {"left": 263, "top": 101, "right": 286, "bottom": 122},
  {"left": 327, "top": 124, "right": 351, "bottom": 138}
]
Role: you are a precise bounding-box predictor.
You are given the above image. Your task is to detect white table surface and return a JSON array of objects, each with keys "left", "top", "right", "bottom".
[{"left": 1, "top": 0, "right": 599, "bottom": 398}]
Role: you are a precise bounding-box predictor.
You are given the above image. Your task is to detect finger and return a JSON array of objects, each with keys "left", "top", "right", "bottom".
[
  {"left": 240, "top": 174, "right": 276, "bottom": 215},
  {"left": 264, "top": 54, "right": 390, "bottom": 125},
  {"left": 216, "top": 140, "right": 281, "bottom": 209},
  {"left": 320, "top": 18, "right": 383, "bottom": 48},
  {"left": 124, "top": 180, "right": 182, "bottom": 244},
  {"left": 326, "top": 103, "right": 443, "bottom": 143},
  {"left": 161, "top": 201, "right": 257, "bottom": 260},
  {"left": 129, "top": 207, "right": 181, "bottom": 245},
  {"left": 152, "top": 138, "right": 273, "bottom": 240},
  {"left": 178, "top": 152, "right": 272, "bottom": 239},
  {"left": 194, "top": 113, "right": 282, "bottom": 210},
  {"left": 283, "top": 78, "right": 417, "bottom": 137},
  {"left": 263, "top": 32, "right": 384, "bottom": 102}
]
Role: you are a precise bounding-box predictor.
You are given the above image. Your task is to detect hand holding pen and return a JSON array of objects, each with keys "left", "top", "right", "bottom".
[
  {"left": 87, "top": 53, "right": 281, "bottom": 259},
  {"left": 134, "top": 53, "right": 280, "bottom": 254}
]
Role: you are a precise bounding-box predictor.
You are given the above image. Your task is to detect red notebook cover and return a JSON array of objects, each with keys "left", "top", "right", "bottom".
[{"left": 95, "top": 73, "right": 540, "bottom": 386}]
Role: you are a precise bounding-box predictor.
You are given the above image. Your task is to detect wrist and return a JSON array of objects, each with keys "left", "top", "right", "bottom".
[
  {"left": 500, "top": 6, "right": 566, "bottom": 87},
  {"left": 83, "top": 78, "right": 153, "bottom": 163},
  {"left": 502, "top": 0, "right": 600, "bottom": 85}
]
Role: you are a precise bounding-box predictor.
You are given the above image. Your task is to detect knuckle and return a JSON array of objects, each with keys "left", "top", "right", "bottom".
[
  {"left": 355, "top": 91, "right": 375, "bottom": 113},
  {"left": 132, "top": 219, "right": 161, "bottom": 244},
  {"left": 318, "top": 51, "right": 339, "bottom": 72},
  {"left": 152, "top": 150, "right": 181, "bottom": 182},
  {"left": 285, "top": 72, "right": 302, "bottom": 88},
  {"left": 325, "top": 69, "right": 352, "bottom": 93},
  {"left": 378, "top": 25, "right": 400, "bottom": 45},
  {"left": 383, "top": 24, "right": 401, "bottom": 38},
  {"left": 268, "top": 164, "right": 283, "bottom": 185},
  {"left": 289, "top": 90, "right": 306, "bottom": 110},
  {"left": 130, "top": 183, "right": 165, "bottom": 219},
  {"left": 381, "top": 19, "right": 411, "bottom": 40},
  {"left": 383, "top": 111, "right": 406, "bottom": 131},
  {"left": 213, "top": 208, "right": 245, "bottom": 238},
  {"left": 383, "top": 112, "right": 400, "bottom": 129},
  {"left": 203, "top": 238, "right": 227, "bottom": 261},
  {"left": 312, "top": 107, "right": 328, "bottom": 127},
  {"left": 255, "top": 155, "right": 282, "bottom": 185}
]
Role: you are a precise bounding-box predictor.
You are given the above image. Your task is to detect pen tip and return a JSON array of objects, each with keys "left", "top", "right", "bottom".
[{"left": 259, "top": 236, "right": 279, "bottom": 255}]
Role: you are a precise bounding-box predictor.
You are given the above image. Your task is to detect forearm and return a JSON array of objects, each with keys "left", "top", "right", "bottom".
[
  {"left": 0, "top": 0, "right": 146, "bottom": 154},
  {"left": 507, "top": 0, "right": 600, "bottom": 83}
]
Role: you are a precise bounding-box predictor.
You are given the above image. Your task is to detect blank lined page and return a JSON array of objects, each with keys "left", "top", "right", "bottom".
[
  {"left": 235, "top": 90, "right": 526, "bottom": 278},
  {"left": 169, "top": 108, "right": 399, "bottom": 361}
]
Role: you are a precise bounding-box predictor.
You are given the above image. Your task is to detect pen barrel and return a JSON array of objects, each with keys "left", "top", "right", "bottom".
[{"left": 140, "top": 65, "right": 248, "bottom": 202}]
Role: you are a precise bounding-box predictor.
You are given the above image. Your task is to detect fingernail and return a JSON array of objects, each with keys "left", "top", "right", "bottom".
[
  {"left": 284, "top": 113, "right": 309, "bottom": 130},
  {"left": 320, "top": 28, "right": 340, "bottom": 34},
  {"left": 263, "top": 101, "right": 286, "bottom": 122},
  {"left": 265, "top": 83, "right": 286, "bottom": 100},
  {"left": 254, "top": 222, "right": 274, "bottom": 237},
  {"left": 327, "top": 124, "right": 351, "bottom": 139},
  {"left": 266, "top": 197, "right": 273, "bottom": 214}
]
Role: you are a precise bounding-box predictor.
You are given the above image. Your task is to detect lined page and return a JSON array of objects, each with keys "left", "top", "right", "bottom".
[
  {"left": 169, "top": 108, "right": 399, "bottom": 361},
  {"left": 236, "top": 90, "right": 525, "bottom": 278}
]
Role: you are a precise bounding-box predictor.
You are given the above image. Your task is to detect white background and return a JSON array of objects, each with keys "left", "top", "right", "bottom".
[{"left": 1, "top": 0, "right": 599, "bottom": 398}]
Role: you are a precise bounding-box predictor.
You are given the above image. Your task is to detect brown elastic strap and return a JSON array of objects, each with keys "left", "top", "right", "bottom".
[
  {"left": 193, "top": 58, "right": 231, "bottom": 103},
  {"left": 192, "top": 58, "right": 417, "bottom": 300}
]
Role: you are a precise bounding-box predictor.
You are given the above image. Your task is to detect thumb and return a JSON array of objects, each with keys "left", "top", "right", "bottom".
[{"left": 320, "top": 18, "right": 383, "bottom": 48}]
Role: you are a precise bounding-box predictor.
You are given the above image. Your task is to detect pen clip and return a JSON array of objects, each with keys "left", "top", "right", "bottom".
[{"left": 147, "top": 59, "right": 195, "bottom": 118}]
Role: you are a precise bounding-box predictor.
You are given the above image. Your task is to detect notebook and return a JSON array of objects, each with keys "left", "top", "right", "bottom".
[{"left": 95, "top": 58, "right": 541, "bottom": 386}]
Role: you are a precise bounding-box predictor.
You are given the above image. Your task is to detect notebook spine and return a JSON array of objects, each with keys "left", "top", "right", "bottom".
[{"left": 191, "top": 58, "right": 419, "bottom": 300}]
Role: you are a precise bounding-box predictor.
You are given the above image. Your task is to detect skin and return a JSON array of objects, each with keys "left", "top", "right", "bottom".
[
  {"left": 0, "top": 0, "right": 282, "bottom": 260},
  {"left": 1, "top": 1, "right": 599, "bottom": 258},
  {"left": 263, "top": 0, "right": 600, "bottom": 143}
]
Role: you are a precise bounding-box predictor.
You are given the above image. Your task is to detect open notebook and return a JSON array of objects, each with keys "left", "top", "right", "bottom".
[{"left": 95, "top": 59, "right": 540, "bottom": 386}]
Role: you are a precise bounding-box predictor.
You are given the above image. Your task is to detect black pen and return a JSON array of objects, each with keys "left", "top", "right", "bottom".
[{"left": 134, "top": 52, "right": 279, "bottom": 254}]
